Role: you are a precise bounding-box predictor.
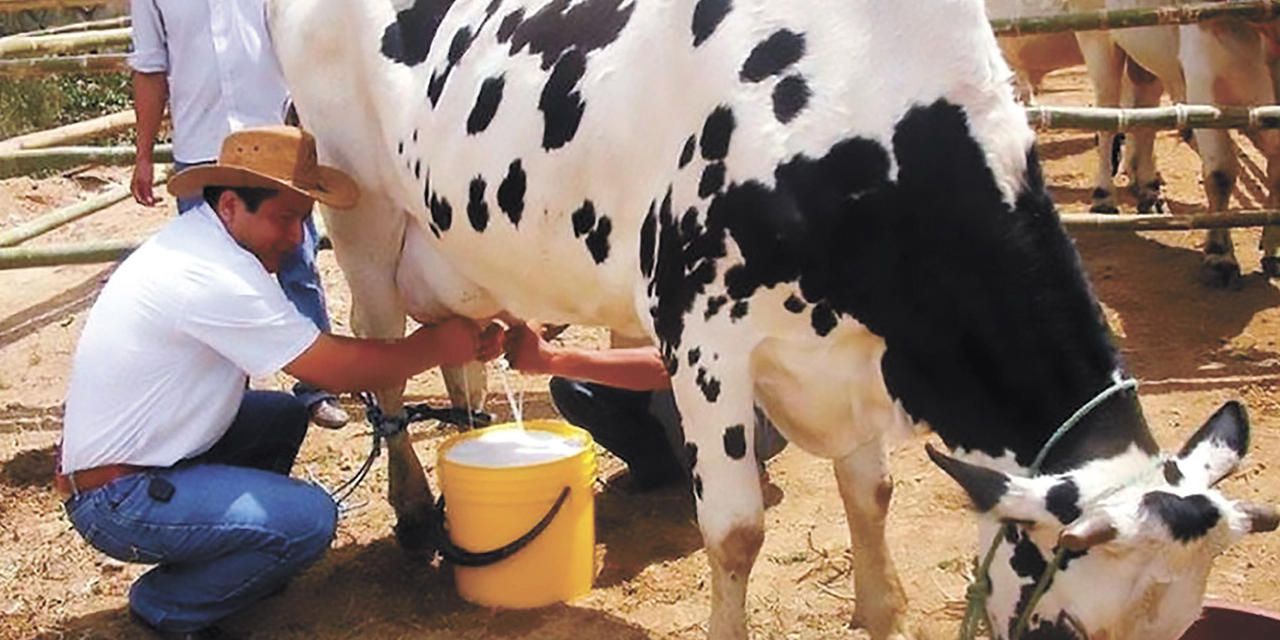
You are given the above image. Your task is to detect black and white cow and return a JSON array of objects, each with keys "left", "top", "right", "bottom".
[{"left": 266, "top": 0, "right": 1277, "bottom": 638}]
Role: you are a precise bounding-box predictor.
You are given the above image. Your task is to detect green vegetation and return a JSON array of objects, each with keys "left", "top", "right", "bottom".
[{"left": 0, "top": 71, "right": 132, "bottom": 140}]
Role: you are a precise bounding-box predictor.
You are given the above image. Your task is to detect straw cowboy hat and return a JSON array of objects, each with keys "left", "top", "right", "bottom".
[{"left": 168, "top": 126, "right": 359, "bottom": 209}]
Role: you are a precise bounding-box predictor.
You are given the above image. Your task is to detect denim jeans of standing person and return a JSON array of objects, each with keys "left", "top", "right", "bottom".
[
  {"left": 176, "top": 161, "right": 338, "bottom": 413},
  {"left": 64, "top": 391, "right": 338, "bottom": 634}
]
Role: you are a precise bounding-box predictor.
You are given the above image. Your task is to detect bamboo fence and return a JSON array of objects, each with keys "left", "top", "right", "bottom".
[
  {"left": 0, "top": 109, "right": 134, "bottom": 152},
  {"left": 1026, "top": 104, "right": 1280, "bottom": 131},
  {"left": 0, "top": 238, "right": 138, "bottom": 270},
  {"left": 0, "top": 27, "right": 129, "bottom": 58},
  {"left": 0, "top": 165, "right": 169, "bottom": 247},
  {"left": 5, "top": 14, "right": 127, "bottom": 38},
  {"left": 991, "top": 0, "right": 1280, "bottom": 36},
  {"left": 0, "top": 0, "right": 114, "bottom": 12},
  {"left": 1060, "top": 210, "right": 1280, "bottom": 231},
  {"left": 0, "top": 144, "right": 171, "bottom": 179},
  {"left": 0, "top": 52, "right": 126, "bottom": 77}
]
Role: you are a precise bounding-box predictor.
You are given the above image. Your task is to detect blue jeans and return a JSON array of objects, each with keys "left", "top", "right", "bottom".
[
  {"left": 176, "top": 161, "right": 333, "bottom": 407},
  {"left": 64, "top": 391, "right": 338, "bottom": 633}
]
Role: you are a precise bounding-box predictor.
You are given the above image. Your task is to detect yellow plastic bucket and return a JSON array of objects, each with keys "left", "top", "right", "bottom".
[{"left": 437, "top": 420, "right": 596, "bottom": 608}]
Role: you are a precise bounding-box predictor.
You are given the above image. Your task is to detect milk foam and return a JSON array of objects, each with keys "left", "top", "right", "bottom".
[{"left": 445, "top": 428, "right": 586, "bottom": 467}]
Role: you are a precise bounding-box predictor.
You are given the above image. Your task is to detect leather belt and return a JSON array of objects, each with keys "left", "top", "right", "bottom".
[{"left": 55, "top": 464, "right": 146, "bottom": 501}]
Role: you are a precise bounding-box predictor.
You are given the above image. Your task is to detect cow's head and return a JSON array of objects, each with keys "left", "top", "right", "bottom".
[{"left": 930, "top": 401, "right": 1278, "bottom": 640}]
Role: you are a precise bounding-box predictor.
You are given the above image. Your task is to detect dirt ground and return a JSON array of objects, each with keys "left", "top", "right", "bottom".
[{"left": 5, "top": 65, "right": 1280, "bottom": 640}]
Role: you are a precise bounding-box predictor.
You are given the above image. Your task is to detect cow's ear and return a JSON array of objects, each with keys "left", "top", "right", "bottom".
[
  {"left": 926, "top": 444, "right": 1055, "bottom": 522},
  {"left": 1176, "top": 401, "right": 1249, "bottom": 486}
]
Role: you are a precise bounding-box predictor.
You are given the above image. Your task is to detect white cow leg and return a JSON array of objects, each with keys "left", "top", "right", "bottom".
[
  {"left": 441, "top": 362, "right": 488, "bottom": 413},
  {"left": 1076, "top": 31, "right": 1125, "bottom": 213},
  {"left": 1124, "top": 62, "right": 1165, "bottom": 213},
  {"left": 1194, "top": 130, "right": 1242, "bottom": 289},
  {"left": 834, "top": 438, "right": 911, "bottom": 640}
]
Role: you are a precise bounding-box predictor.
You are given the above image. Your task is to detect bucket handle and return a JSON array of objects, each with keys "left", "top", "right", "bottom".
[{"left": 432, "top": 486, "right": 571, "bottom": 567}]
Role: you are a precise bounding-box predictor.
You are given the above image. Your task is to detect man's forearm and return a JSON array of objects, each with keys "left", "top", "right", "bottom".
[
  {"left": 287, "top": 333, "right": 448, "bottom": 393},
  {"left": 132, "top": 71, "right": 167, "bottom": 160},
  {"left": 543, "top": 346, "right": 671, "bottom": 391}
]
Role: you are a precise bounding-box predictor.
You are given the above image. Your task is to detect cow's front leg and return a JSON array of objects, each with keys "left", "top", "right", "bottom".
[
  {"left": 441, "top": 362, "right": 488, "bottom": 413},
  {"left": 674, "top": 369, "right": 764, "bottom": 640},
  {"left": 835, "top": 437, "right": 910, "bottom": 640}
]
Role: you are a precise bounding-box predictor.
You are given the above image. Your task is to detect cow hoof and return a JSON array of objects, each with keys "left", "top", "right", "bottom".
[
  {"left": 1089, "top": 203, "right": 1119, "bottom": 215},
  {"left": 1200, "top": 256, "right": 1243, "bottom": 290},
  {"left": 1137, "top": 195, "right": 1165, "bottom": 215},
  {"left": 393, "top": 505, "right": 438, "bottom": 557},
  {"left": 1262, "top": 257, "right": 1280, "bottom": 279}
]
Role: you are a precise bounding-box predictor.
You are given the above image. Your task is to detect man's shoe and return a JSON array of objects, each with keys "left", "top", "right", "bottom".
[
  {"left": 310, "top": 397, "right": 350, "bottom": 429},
  {"left": 129, "top": 609, "right": 241, "bottom": 640}
]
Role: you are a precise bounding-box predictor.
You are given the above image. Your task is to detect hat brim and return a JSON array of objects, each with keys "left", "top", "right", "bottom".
[{"left": 168, "top": 165, "right": 360, "bottom": 210}]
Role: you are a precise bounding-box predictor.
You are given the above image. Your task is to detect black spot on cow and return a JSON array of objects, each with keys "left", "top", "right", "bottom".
[
  {"left": 773, "top": 74, "right": 811, "bottom": 123},
  {"left": 414, "top": 159, "right": 422, "bottom": 180},
  {"left": 691, "top": 0, "right": 731, "bottom": 47},
  {"left": 572, "top": 201, "right": 596, "bottom": 237},
  {"left": 497, "top": 8, "right": 524, "bottom": 43},
  {"left": 428, "top": 69, "right": 449, "bottom": 107},
  {"left": 398, "top": 140, "right": 404, "bottom": 155},
  {"left": 429, "top": 192, "right": 453, "bottom": 231},
  {"left": 1019, "top": 614, "right": 1085, "bottom": 640},
  {"left": 784, "top": 294, "right": 805, "bottom": 313},
  {"left": 468, "top": 75, "right": 506, "bottom": 134},
  {"left": 704, "top": 295, "right": 727, "bottom": 320},
  {"left": 1142, "top": 491, "right": 1221, "bottom": 543},
  {"left": 498, "top": 159, "right": 526, "bottom": 226},
  {"left": 413, "top": 129, "right": 419, "bottom": 142},
  {"left": 427, "top": 25, "right": 480, "bottom": 107},
  {"left": 1178, "top": 400, "right": 1249, "bottom": 460},
  {"left": 539, "top": 49, "right": 587, "bottom": 149},
  {"left": 640, "top": 205, "right": 658, "bottom": 278},
  {"left": 429, "top": 222, "right": 441, "bottom": 238},
  {"left": 380, "top": 0, "right": 456, "bottom": 66},
  {"left": 1044, "top": 478, "right": 1081, "bottom": 525},
  {"left": 651, "top": 187, "right": 724, "bottom": 362},
  {"left": 810, "top": 302, "right": 836, "bottom": 336},
  {"left": 730, "top": 300, "right": 748, "bottom": 320},
  {"left": 507, "top": 0, "right": 635, "bottom": 70},
  {"left": 699, "top": 162, "right": 726, "bottom": 198},
  {"left": 722, "top": 424, "right": 747, "bottom": 459},
  {"left": 696, "top": 367, "right": 720, "bottom": 402},
  {"left": 586, "top": 215, "right": 612, "bottom": 263},
  {"left": 740, "top": 30, "right": 806, "bottom": 82},
  {"left": 468, "top": 177, "right": 489, "bottom": 231},
  {"left": 679, "top": 135, "right": 697, "bottom": 168},
  {"left": 1163, "top": 459, "right": 1184, "bottom": 486},
  {"left": 685, "top": 442, "right": 699, "bottom": 473},
  {"left": 693, "top": 474, "right": 704, "bottom": 500},
  {"left": 688, "top": 347, "right": 702, "bottom": 366},
  {"left": 701, "top": 106, "right": 735, "bottom": 160}
]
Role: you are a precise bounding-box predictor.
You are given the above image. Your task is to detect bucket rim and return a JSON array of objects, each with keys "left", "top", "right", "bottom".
[{"left": 438, "top": 419, "right": 594, "bottom": 471}]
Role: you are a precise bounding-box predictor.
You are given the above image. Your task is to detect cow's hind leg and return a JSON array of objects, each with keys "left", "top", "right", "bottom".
[
  {"left": 670, "top": 363, "right": 764, "bottom": 640},
  {"left": 835, "top": 437, "right": 910, "bottom": 640}
]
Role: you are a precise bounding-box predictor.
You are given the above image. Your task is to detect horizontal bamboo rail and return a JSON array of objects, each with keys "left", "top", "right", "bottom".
[
  {"left": 0, "top": 27, "right": 129, "bottom": 58},
  {"left": 1027, "top": 104, "right": 1280, "bottom": 131},
  {"left": 8, "top": 15, "right": 128, "bottom": 38},
  {"left": 0, "top": 166, "right": 170, "bottom": 247},
  {"left": 0, "top": 238, "right": 138, "bottom": 270},
  {"left": 0, "top": 109, "right": 134, "bottom": 152},
  {"left": 991, "top": 0, "right": 1280, "bottom": 36},
  {"left": 0, "top": 0, "right": 114, "bottom": 12},
  {"left": 0, "top": 144, "right": 172, "bottom": 179},
  {"left": 0, "top": 52, "right": 126, "bottom": 78},
  {"left": 1060, "top": 209, "right": 1280, "bottom": 231}
]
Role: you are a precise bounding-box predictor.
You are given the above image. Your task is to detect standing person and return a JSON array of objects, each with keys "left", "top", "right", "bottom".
[
  {"left": 503, "top": 324, "right": 787, "bottom": 491},
  {"left": 127, "top": 0, "right": 349, "bottom": 427},
  {"left": 60, "top": 127, "right": 504, "bottom": 640}
]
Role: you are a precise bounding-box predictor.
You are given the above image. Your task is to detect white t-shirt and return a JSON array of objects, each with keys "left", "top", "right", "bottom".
[
  {"left": 129, "top": 0, "right": 290, "bottom": 163},
  {"left": 61, "top": 205, "right": 320, "bottom": 473}
]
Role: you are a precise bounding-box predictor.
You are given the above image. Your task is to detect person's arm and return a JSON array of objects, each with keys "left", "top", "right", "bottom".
[
  {"left": 285, "top": 317, "right": 503, "bottom": 392},
  {"left": 504, "top": 323, "right": 671, "bottom": 391},
  {"left": 131, "top": 71, "right": 167, "bottom": 206}
]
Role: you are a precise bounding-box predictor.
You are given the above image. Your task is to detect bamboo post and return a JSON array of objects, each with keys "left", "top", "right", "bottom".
[
  {"left": 5, "top": 15, "right": 128, "bottom": 38},
  {"left": 991, "top": 0, "right": 1280, "bottom": 36},
  {"left": 1027, "top": 105, "right": 1280, "bottom": 131},
  {"left": 0, "top": 238, "right": 139, "bottom": 270},
  {"left": 0, "top": 110, "right": 135, "bottom": 152},
  {"left": 0, "top": 0, "right": 114, "bottom": 12},
  {"left": 0, "top": 165, "right": 170, "bottom": 247},
  {"left": 0, "top": 144, "right": 172, "bottom": 179},
  {"left": 0, "top": 27, "right": 130, "bottom": 58},
  {"left": 0, "top": 53, "right": 127, "bottom": 78},
  {"left": 1060, "top": 210, "right": 1280, "bottom": 231}
]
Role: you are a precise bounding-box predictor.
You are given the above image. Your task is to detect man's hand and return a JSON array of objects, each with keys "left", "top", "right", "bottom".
[
  {"left": 416, "top": 317, "right": 505, "bottom": 368},
  {"left": 503, "top": 322, "right": 557, "bottom": 374},
  {"left": 132, "top": 157, "right": 158, "bottom": 206}
]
